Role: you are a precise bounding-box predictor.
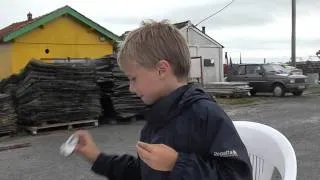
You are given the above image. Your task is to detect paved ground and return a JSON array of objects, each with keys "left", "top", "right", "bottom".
[{"left": 0, "top": 92, "right": 319, "bottom": 180}]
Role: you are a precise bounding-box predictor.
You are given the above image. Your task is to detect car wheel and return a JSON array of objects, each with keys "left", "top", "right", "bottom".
[
  {"left": 273, "top": 84, "right": 285, "bottom": 97},
  {"left": 293, "top": 91, "right": 303, "bottom": 96}
]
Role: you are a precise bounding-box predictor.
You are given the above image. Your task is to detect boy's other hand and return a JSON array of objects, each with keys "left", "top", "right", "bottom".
[
  {"left": 74, "top": 130, "right": 101, "bottom": 163},
  {"left": 136, "top": 141, "right": 178, "bottom": 171}
]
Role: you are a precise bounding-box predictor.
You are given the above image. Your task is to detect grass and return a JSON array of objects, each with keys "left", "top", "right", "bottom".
[{"left": 215, "top": 97, "right": 261, "bottom": 105}]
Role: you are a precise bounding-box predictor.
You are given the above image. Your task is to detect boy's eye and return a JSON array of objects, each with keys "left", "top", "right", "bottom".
[{"left": 129, "top": 77, "right": 136, "bottom": 82}]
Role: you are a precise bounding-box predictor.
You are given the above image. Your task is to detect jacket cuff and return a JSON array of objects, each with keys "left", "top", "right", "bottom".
[
  {"left": 91, "top": 153, "right": 113, "bottom": 176},
  {"left": 171, "top": 152, "right": 193, "bottom": 177}
]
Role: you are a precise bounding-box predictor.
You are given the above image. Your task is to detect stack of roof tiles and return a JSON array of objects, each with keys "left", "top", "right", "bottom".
[
  {"left": 296, "top": 61, "right": 320, "bottom": 74},
  {"left": 14, "top": 60, "right": 101, "bottom": 126},
  {"left": 0, "top": 94, "right": 17, "bottom": 135},
  {"left": 94, "top": 55, "right": 146, "bottom": 120},
  {"left": 0, "top": 74, "right": 21, "bottom": 95},
  {"left": 0, "top": 56, "right": 146, "bottom": 125},
  {"left": 94, "top": 57, "right": 117, "bottom": 121},
  {"left": 111, "top": 66, "right": 145, "bottom": 119}
]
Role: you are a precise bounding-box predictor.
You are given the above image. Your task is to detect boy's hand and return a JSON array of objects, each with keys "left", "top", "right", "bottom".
[
  {"left": 74, "top": 130, "right": 101, "bottom": 163},
  {"left": 136, "top": 141, "right": 178, "bottom": 171}
]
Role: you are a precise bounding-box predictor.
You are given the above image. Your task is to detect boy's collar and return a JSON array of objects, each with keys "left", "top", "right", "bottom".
[{"left": 144, "top": 84, "right": 190, "bottom": 128}]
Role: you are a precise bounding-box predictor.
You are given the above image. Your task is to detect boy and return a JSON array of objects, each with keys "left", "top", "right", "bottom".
[{"left": 75, "top": 20, "right": 252, "bottom": 180}]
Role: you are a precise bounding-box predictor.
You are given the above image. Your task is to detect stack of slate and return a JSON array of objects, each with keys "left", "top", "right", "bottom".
[
  {"left": 14, "top": 60, "right": 101, "bottom": 126},
  {"left": 111, "top": 65, "right": 145, "bottom": 118},
  {"left": 0, "top": 74, "right": 21, "bottom": 95},
  {"left": 296, "top": 61, "right": 320, "bottom": 74},
  {"left": 94, "top": 55, "right": 146, "bottom": 120},
  {"left": 94, "top": 57, "right": 117, "bottom": 120},
  {"left": 0, "top": 94, "right": 17, "bottom": 134}
]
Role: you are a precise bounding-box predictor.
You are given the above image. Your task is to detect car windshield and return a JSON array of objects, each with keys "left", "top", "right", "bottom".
[{"left": 263, "top": 64, "right": 288, "bottom": 74}]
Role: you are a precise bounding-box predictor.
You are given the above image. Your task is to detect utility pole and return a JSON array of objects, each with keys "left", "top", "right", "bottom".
[
  {"left": 291, "top": 0, "right": 296, "bottom": 67},
  {"left": 239, "top": 52, "right": 242, "bottom": 64}
]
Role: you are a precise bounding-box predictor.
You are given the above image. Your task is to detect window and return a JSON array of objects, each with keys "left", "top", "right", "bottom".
[
  {"left": 204, "top": 59, "right": 215, "bottom": 66},
  {"left": 263, "top": 64, "right": 287, "bottom": 74},
  {"left": 246, "top": 65, "right": 261, "bottom": 75}
]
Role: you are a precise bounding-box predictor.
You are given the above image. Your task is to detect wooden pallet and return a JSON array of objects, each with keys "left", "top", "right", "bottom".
[
  {"left": 0, "top": 142, "right": 31, "bottom": 152},
  {"left": 107, "top": 114, "right": 138, "bottom": 125},
  {"left": 22, "top": 120, "right": 99, "bottom": 135},
  {"left": 0, "top": 130, "right": 17, "bottom": 137}
]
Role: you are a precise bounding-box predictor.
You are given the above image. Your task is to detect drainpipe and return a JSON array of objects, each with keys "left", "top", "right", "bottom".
[{"left": 186, "top": 21, "right": 191, "bottom": 44}]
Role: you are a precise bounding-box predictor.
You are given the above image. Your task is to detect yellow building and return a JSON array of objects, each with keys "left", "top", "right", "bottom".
[{"left": 0, "top": 5, "right": 120, "bottom": 79}]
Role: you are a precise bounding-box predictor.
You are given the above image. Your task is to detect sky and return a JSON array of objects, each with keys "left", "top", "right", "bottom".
[{"left": 0, "top": 0, "right": 319, "bottom": 63}]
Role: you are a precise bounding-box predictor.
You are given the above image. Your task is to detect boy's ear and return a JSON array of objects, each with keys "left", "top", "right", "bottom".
[{"left": 157, "top": 60, "right": 170, "bottom": 78}]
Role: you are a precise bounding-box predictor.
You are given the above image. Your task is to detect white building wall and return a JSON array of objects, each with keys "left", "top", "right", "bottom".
[
  {"left": 179, "top": 26, "right": 224, "bottom": 83},
  {"left": 198, "top": 47, "right": 221, "bottom": 83}
]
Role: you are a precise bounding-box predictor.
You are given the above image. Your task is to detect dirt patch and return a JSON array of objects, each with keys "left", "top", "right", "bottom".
[{"left": 306, "top": 86, "right": 320, "bottom": 95}]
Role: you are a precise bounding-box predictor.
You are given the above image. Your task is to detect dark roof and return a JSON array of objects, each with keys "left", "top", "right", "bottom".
[
  {"left": 0, "top": 18, "right": 39, "bottom": 40},
  {"left": 174, "top": 20, "right": 223, "bottom": 48},
  {"left": 173, "top": 21, "right": 190, "bottom": 29},
  {"left": 0, "top": 5, "right": 120, "bottom": 43}
]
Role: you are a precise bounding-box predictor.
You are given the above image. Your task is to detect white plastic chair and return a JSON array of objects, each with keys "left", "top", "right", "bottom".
[{"left": 233, "top": 121, "right": 297, "bottom": 180}]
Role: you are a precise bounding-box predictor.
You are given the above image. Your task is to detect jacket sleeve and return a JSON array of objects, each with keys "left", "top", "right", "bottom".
[
  {"left": 91, "top": 153, "right": 141, "bottom": 180},
  {"left": 169, "top": 101, "right": 252, "bottom": 180}
]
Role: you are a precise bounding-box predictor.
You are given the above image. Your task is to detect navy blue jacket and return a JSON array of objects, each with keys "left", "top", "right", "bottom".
[{"left": 91, "top": 84, "right": 252, "bottom": 180}]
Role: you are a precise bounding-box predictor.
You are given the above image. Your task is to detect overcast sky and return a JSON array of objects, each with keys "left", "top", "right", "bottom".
[{"left": 1, "top": 0, "right": 319, "bottom": 63}]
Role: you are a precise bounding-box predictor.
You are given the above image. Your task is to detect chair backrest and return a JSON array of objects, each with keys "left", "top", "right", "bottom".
[{"left": 233, "top": 121, "right": 297, "bottom": 180}]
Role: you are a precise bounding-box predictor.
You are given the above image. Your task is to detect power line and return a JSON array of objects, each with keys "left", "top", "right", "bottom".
[{"left": 195, "top": 0, "right": 235, "bottom": 27}]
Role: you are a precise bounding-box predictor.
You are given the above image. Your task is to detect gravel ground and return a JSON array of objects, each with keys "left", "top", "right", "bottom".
[{"left": 0, "top": 92, "right": 319, "bottom": 180}]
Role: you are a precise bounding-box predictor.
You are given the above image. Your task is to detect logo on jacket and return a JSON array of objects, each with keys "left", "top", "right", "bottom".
[{"left": 214, "top": 150, "right": 238, "bottom": 157}]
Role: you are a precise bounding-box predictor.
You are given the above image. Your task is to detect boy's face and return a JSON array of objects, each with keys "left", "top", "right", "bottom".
[{"left": 121, "top": 62, "right": 166, "bottom": 105}]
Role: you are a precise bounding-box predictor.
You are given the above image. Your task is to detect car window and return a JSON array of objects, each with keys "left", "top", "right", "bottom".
[
  {"left": 263, "top": 64, "right": 288, "bottom": 74},
  {"left": 246, "top": 65, "right": 261, "bottom": 75}
]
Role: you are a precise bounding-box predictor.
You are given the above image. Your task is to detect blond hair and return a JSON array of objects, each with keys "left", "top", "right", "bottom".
[{"left": 117, "top": 20, "right": 190, "bottom": 80}]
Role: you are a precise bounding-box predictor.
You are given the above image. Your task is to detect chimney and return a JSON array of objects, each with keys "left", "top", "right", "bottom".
[
  {"left": 202, "top": 26, "right": 206, "bottom": 34},
  {"left": 27, "top": 12, "right": 32, "bottom": 21}
]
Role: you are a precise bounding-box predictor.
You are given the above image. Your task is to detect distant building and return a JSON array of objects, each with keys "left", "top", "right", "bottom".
[
  {"left": 0, "top": 5, "right": 120, "bottom": 78},
  {"left": 119, "top": 20, "right": 225, "bottom": 83},
  {"left": 174, "top": 20, "right": 224, "bottom": 83}
]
